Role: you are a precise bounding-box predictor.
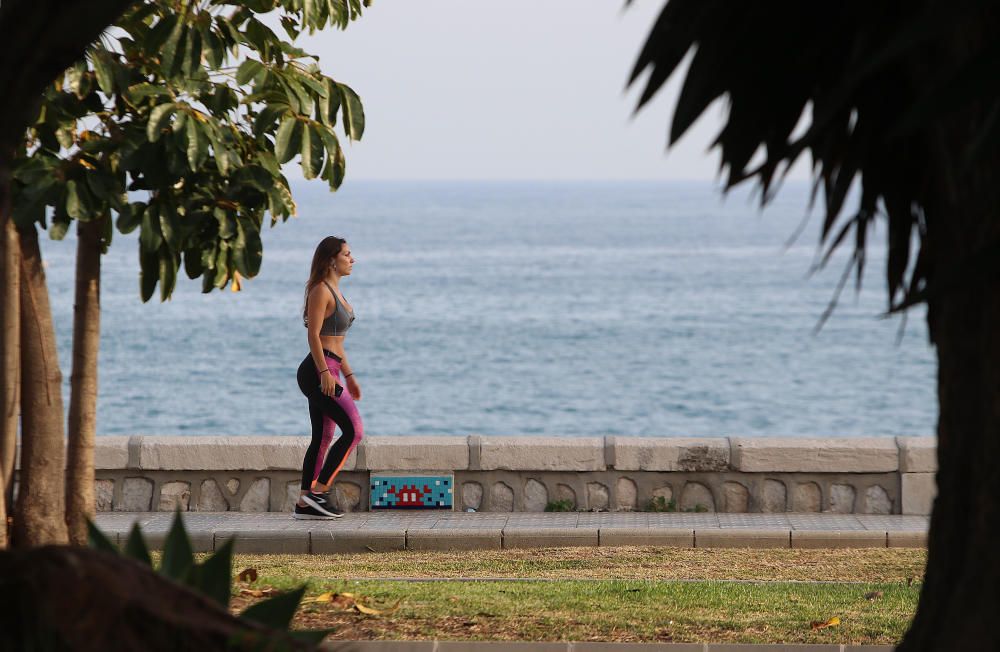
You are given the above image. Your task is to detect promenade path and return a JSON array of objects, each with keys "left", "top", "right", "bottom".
[{"left": 94, "top": 511, "right": 928, "bottom": 554}]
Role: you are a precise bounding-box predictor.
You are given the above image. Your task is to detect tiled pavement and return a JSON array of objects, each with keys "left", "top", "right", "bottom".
[
  {"left": 94, "top": 511, "right": 929, "bottom": 554},
  {"left": 321, "top": 643, "right": 893, "bottom": 651}
]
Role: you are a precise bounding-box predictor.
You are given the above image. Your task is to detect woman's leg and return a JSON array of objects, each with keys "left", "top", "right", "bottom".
[
  {"left": 312, "top": 388, "right": 364, "bottom": 491},
  {"left": 297, "top": 355, "right": 327, "bottom": 495}
]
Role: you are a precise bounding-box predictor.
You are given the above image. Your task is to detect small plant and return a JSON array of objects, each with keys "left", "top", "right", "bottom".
[
  {"left": 88, "top": 512, "right": 328, "bottom": 649},
  {"left": 545, "top": 499, "right": 575, "bottom": 512},
  {"left": 644, "top": 496, "right": 677, "bottom": 512},
  {"left": 683, "top": 504, "right": 709, "bottom": 513}
]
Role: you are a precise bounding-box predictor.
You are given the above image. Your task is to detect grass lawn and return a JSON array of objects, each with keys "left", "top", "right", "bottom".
[{"left": 225, "top": 547, "right": 924, "bottom": 644}]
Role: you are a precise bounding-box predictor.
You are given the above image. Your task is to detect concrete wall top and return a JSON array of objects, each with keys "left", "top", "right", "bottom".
[
  {"left": 730, "top": 436, "right": 899, "bottom": 473},
  {"left": 81, "top": 434, "right": 935, "bottom": 473}
]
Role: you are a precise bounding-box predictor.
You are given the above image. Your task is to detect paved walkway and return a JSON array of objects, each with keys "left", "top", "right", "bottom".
[{"left": 94, "top": 512, "right": 928, "bottom": 554}]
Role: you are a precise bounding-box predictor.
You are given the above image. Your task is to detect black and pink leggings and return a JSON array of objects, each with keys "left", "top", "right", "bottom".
[{"left": 296, "top": 350, "right": 364, "bottom": 491}]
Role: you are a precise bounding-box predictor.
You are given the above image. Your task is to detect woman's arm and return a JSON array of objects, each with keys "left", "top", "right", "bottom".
[{"left": 306, "top": 285, "right": 333, "bottom": 375}]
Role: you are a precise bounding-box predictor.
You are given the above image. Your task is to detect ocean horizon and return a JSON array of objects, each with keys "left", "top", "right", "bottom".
[{"left": 38, "top": 180, "right": 936, "bottom": 438}]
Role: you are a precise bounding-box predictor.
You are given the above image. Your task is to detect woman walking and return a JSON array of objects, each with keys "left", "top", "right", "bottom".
[{"left": 294, "top": 236, "right": 364, "bottom": 519}]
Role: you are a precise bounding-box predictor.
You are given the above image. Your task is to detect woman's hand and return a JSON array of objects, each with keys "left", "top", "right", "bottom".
[
  {"left": 346, "top": 374, "right": 362, "bottom": 401},
  {"left": 320, "top": 371, "right": 340, "bottom": 397}
]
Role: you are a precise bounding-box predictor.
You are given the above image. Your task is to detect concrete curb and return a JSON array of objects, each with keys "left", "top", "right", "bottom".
[
  {"left": 94, "top": 513, "right": 928, "bottom": 554},
  {"left": 320, "top": 641, "right": 894, "bottom": 651}
]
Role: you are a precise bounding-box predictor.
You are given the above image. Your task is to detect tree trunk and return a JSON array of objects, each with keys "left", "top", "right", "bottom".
[
  {"left": 0, "top": 158, "right": 20, "bottom": 550},
  {"left": 13, "top": 225, "right": 67, "bottom": 547},
  {"left": 65, "top": 217, "right": 103, "bottom": 545}
]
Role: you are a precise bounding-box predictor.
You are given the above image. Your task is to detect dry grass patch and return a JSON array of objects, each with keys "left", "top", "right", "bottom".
[{"left": 231, "top": 546, "right": 926, "bottom": 583}]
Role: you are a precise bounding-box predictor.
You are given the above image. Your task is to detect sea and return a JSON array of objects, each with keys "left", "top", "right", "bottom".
[{"left": 38, "top": 180, "right": 937, "bottom": 438}]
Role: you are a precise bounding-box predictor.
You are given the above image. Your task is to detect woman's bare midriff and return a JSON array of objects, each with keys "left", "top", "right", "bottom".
[{"left": 320, "top": 335, "right": 347, "bottom": 359}]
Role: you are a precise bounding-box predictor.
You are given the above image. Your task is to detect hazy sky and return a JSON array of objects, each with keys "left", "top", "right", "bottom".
[{"left": 292, "top": 1, "right": 811, "bottom": 182}]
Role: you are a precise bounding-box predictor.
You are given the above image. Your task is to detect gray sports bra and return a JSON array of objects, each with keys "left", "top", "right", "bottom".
[{"left": 310, "top": 281, "right": 355, "bottom": 336}]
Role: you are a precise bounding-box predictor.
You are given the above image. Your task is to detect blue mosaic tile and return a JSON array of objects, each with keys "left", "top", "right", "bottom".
[{"left": 370, "top": 475, "right": 454, "bottom": 510}]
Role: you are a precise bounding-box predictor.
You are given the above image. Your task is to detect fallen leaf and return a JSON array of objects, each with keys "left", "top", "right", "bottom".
[
  {"left": 354, "top": 601, "right": 382, "bottom": 615},
  {"left": 237, "top": 568, "right": 258, "bottom": 583},
  {"left": 864, "top": 590, "right": 884, "bottom": 601},
  {"left": 810, "top": 616, "right": 841, "bottom": 631},
  {"left": 239, "top": 587, "right": 279, "bottom": 598}
]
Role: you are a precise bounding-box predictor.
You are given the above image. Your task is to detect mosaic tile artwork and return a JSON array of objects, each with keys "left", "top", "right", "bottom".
[{"left": 370, "top": 475, "right": 454, "bottom": 510}]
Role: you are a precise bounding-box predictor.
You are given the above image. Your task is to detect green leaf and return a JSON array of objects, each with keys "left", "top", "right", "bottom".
[
  {"left": 322, "top": 79, "right": 341, "bottom": 126},
  {"left": 215, "top": 208, "right": 236, "bottom": 239},
  {"left": 183, "top": 246, "right": 205, "bottom": 279},
  {"left": 65, "top": 180, "right": 86, "bottom": 220},
  {"left": 123, "top": 523, "right": 152, "bottom": 565},
  {"left": 161, "top": 19, "right": 187, "bottom": 77},
  {"left": 159, "top": 249, "right": 177, "bottom": 301},
  {"left": 140, "top": 205, "right": 163, "bottom": 252},
  {"left": 300, "top": 124, "right": 324, "bottom": 179},
  {"left": 91, "top": 50, "right": 115, "bottom": 94},
  {"left": 147, "top": 103, "right": 177, "bottom": 142},
  {"left": 214, "top": 245, "right": 230, "bottom": 288},
  {"left": 116, "top": 203, "right": 144, "bottom": 234},
  {"left": 159, "top": 205, "right": 178, "bottom": 251},
  {"left": 194, "top": 538, "right": 235, "bottom": 608},
  {"left": 236, "top": 59, "right": 264, "bottom": 86},
  {"left": 243, "top": 221, "right": 263, "bottom": 276},
  {"left": 186, "top": 118, "right": 207, "bottom": 171},
  {"left": 128, "top": 83, "right": 172, "bottom": 100},
  {"left": 338, "top": 83, "right": 364, "bottom": 140},
  {"left": 183, "top": 26, "right": 202, "bottom": 78},
  {"left": 240, "top": 586, "right": 306, "bottom": 629},
  {"left": 140, "top": 246, "right": 160, "bottom": 303},
  {"left": 87, "top": 519, "right": 119, "bottom": 554},
  {"left": 275, "top": 116, "right": 301, "bottom": 164},
  {"left": 159, "top": 511, "right": 194, "bottom": 580},
  {"left": 256, "top": 150, "right": 281, "bottom": 177},
  {"left": 290, "top": 631, "right": 334, "bottom": 646},
  {"left": 50, "top": 218, "right": 71, "bottom": 241}
]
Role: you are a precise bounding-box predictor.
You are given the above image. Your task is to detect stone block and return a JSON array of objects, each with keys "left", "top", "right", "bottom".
[
  {"left": 361, "top": 436, "right": 469, "bottom": 471},
  {"left": 612, "top": 437, "right": 730, "bottom": 471},
  {"left": 94, "top": 436, "right": 130, "bottom": 469},
  {"left": 406, "top": 528, "right": 502, "bottom": 551},
  {"left": 897, "top": 436, "right": 936, "bottom": 473},
  {"left": 491, "top": 481, "right": 514, "bottom": 512},
  {"left": 710, "top": 645, "right": 840, "bottom": 652},
  {"left": 901, "top": 473, "right": 936, "bottom": 516},
  {"left": 502, "top": 527, "right": 599, "bottom": 549},
  {"left": 135, "top": 436, "right": 334, "bottom": 471},
  {"left": 239, "top": 478, "right": 270, "bottom": 512},
  {"left": 334, "top": 482, "right": 363, "bottom": 512},
  {"left": 586, "top": 482, "right": 609, "bottom": 510},
  {"left": 462, "top": 482, "right": 483, "bottom": 510},
  {"left": 791, "top": 530, "right": 886, "bottom": 549},
  {"left": 680, "top": 482, "right": 715, "bottom": 512},
  {"left": 158, "top": 481, "right": 191, "bottom": 512},
  {"left": 791, "top": 482, "right": 821, "bottom": 513},
  {"left": 616, "top": 477, "right": 637, "bottom": 511},
  {"left": 556, "top": 484, "right": 577, "bottom": 508},
  {"left": 760, "top": 479, "right": 787, "bottom": 513},
  {"left": 94, "top": 480, "right": 114, "bottom": 512},
  {"left": 215, "top": 530, "right": 308, "bottom": 554},
  {"left": 523, "top": 479, "right": 548, "bottom": 512},
  {"left": 730, "top": 437, "right": 898, "bottom": 472},
  {"left": 479, "top": 436, "right": 604, "bottom": 471},
  {"left": 311, "top": 529, "right": 406, "bottom": 553},
  {"left": 283, "top": 481, "right": 299, "bottom": 513},
  {"left": 861, "top": 485, "right": 893, "bottom": 515},
  {"left": 827, "top": 484, "right": 856, "bottom": 513},
  {"left": 197, "top": 479, "right": 229, "bottom": 511},
  {"left": 117, "top": 477, "right": 153, "bottom": 511},
  {"left": 599, "top": 527, "right": 694, "bottom": 547},
  {"left": 722, "top": 482, "right": 749, "bottom": 513},
  {"left": 888, "top": 531, "right": 928, "bottom": 548},
  {"left": 695, "top": 528, "right": 790, "bottom": 549}
]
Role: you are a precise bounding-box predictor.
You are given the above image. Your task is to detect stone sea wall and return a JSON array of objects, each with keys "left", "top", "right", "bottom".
[{"left": 85, "top": 435, "right": 937, "bottom": 515}]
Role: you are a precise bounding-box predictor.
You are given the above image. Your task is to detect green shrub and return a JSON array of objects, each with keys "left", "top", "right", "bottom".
[
  {"left": 87, "top": 512, "right": 327, "bottom": 649},
  {"left": 544, "top": 499, "right": 575, "bottom": 512}
]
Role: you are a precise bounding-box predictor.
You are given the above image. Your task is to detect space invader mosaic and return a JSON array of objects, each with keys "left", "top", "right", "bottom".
[{"left": 370, "top": 475, "right": 454, "bottom": 510}]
